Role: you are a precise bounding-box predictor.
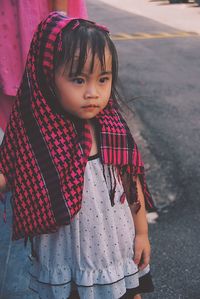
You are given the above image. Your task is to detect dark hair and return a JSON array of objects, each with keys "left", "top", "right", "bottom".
[{"left": 54, "top": 19, "right": 120, "bottom": 103}]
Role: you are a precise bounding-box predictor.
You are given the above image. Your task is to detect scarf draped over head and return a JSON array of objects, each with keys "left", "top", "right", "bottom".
[{"left": 0, "top": 12, "right": 155, "bottom": 241}]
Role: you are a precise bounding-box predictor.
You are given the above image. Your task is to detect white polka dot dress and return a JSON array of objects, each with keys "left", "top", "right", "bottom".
[{"left": 29, "top": 155, "right": 150, "bottom": 299}]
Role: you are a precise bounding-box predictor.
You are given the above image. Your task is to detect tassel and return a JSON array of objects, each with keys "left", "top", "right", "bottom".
[
  {"left": 57, "top": 31, "right": 63, "bottom": 52},
  {"left": 119, "top": 166, "right": 141, "bottom": 213},
  {"left": 120, "top": 192, "right": 126, "bottom": 204},
  {"left": 133, "top": 200, "right": 141, "bottom": 213},
  {"left": 130, "top": 177, "right": 141, "bottom": 213},
  {"left": 102, "top": 164, "right": 118, "bottom": 207},
  {"left": 130, "top": 178, "right": 137, "bottom": 204},
  {"left": 102, "top": 163, "right": 107, "bottom": 184},
  {"left": 108, "top": 166, "right": 117, "bottom": 207},
  {"left": 109, "top": 189, "right": 115, "bottom": 207}
]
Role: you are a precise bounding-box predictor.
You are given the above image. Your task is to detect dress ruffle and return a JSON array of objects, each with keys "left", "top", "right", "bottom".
[
  {"left": 29, "top": 256, "right": 150, "bottom": 285},
  {"left": 29, "top": 256, "right": 150, "bottom": 299}
]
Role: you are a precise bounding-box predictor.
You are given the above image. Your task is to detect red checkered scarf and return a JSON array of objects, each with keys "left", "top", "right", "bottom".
[{"left": 0, "top": 12, "right": 154, "bottom": 240}]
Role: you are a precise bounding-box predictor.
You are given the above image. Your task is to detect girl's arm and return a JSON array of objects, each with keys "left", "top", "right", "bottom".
[
  {"left": 130, "top": 177, "right": 151, "bottom": 270},
  {"left": 0, "top": 173, "right": 7, "bottom": 192}
]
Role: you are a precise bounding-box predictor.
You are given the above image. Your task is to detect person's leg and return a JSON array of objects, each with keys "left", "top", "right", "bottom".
[{"left": 134, "top": 294, "right": 142, "bottom": 299}]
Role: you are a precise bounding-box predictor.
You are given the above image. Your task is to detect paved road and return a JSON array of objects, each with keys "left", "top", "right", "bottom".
[
  {"left": 98, "top": 0, "right": 200, "bottom": 34},
  {"left": 88, "top": 1, "right": 200, "bottom": 298}
]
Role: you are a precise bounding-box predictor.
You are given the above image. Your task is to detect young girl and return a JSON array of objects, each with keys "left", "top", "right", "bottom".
[{"left": 0, "top": 12, "right": 154, "bottom": 299}]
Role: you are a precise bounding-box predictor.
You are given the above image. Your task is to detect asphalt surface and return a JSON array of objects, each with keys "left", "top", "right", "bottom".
[
  {"left": 87, "top": 1, "right": 200, "bottom": 298},
  {"left": 1, "top": 1, "right": 200, "bottom": 298},
  {"left": 99, "top": 0, "right": 200, "bottom": 34}
]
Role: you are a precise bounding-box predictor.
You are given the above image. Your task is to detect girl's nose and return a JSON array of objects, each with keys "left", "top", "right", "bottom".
[{"left": 84, "top": 84, "right": 99, "bottom": 99}]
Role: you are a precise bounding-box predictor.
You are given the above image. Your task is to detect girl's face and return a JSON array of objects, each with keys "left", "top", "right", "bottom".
[{"left": 55, "top": 47, "right": 112, "bottom": 119}]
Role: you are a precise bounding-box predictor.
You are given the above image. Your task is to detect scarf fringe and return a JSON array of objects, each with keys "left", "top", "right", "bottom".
[
  {"left": 102, "top": 164, "right": 141, "bottom": 211},
  {"left": 119, "top": 166, "right": 141, "bottom": 213},
  {"left": 138, "top": 174, "right": 155, "bottom": 212}
]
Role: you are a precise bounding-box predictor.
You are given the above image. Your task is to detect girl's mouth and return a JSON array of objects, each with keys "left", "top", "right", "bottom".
[{"left": 82, "top": 105, "right": 99, "bottom": 109}]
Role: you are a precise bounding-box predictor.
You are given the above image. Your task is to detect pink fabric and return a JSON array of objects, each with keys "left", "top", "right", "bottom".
[
  {"left": 0, "top": 0, "right": 49, "bottom": 96},
  {"left": 0, "top": 0, "right": 49, "bottom": 131},
  {"left": 68, "top": 0, "right": 88, "bottom": 18}
]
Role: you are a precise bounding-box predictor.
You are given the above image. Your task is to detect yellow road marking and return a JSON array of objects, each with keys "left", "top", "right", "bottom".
[{"left": 111, "top": 31, "right": 199, "bottom": 41}]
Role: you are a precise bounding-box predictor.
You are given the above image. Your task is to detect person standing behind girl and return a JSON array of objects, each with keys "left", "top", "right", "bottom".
[{"left": 0, "top": 12, "right": 154, "bottom": 299}]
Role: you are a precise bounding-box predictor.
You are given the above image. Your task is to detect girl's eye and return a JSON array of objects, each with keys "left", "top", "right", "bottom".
[
  {"left": 99, "top": 77, "right": 110, "bottom": 83},
  {"left": 72, "top": 77, "right": 85, "bottom": 84}
]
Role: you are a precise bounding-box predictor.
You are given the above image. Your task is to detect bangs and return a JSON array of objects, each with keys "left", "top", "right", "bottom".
[
  {"left": 54, "top": 19, "right": 117, "bottom": 75},
  {"left": 69, "top": 28, "right": 107, "bottom": 76}
]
